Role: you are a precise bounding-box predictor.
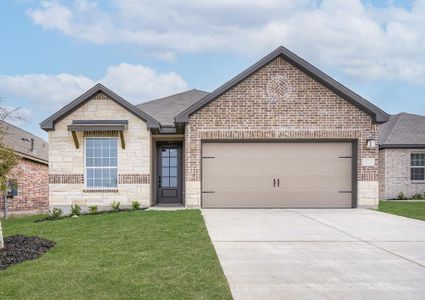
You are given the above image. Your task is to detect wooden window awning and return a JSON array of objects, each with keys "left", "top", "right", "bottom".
[{"left": 67, "top": 120, "right": 128, "bottom": 149}]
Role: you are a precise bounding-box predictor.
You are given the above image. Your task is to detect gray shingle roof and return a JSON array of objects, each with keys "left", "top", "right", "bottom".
[
  {"left": 0, "top": 120, "right": 48, "bottom": 163},
  {"left": 137, "top": 89, "right": 209, "bottom": 126},
  {"left": 379, "top": 113, "right": 425, "bottom": 148}
]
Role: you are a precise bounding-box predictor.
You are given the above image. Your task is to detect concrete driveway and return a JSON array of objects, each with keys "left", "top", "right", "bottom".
[{"left": 202, "top": 209, "right": 425, "bottom": 300}]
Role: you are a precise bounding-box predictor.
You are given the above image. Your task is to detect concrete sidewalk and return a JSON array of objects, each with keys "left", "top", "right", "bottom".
[{"left": 202, "top": 209, "right": 425, "bottom": 300}]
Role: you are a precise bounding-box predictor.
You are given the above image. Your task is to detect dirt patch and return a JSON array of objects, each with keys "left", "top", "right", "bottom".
[{"left": 0, "top": 235, "right": 55, "bottom": 270}]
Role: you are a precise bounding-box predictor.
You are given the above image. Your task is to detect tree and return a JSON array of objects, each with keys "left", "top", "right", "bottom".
[{"left": 0, "top": 101, "right": 22, "bottom": 250}]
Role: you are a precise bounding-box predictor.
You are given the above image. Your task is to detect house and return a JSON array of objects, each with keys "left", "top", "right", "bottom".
[
  {"left": 0, "top": 120, "right": 49, "bottom": 216},
  {"left": 40, "top": 46, "right": 389, "bottom": 211},
  {"left": 379, "top": 113, "right": 425, "bottom": 199}
]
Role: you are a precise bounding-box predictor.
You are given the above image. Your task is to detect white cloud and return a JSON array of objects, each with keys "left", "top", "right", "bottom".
[
  {"left": 27, "top": 0, "right": 425, "bottom": 83},
  {"left": 0, "top": 73, "right": 94, "bottom": 109},
  {"left": 102, "top": 63, "right": 187, "bottom": 100},
  {"left": 0, "top": 63, "right": 188, "bottom": 112}
]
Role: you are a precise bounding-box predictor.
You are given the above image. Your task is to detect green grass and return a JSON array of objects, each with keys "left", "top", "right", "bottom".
[
  {"left": 378, "top": 201, "right": 425, "bottom": 221},
  {"left": 0, "top": 210, "right": 231, "bottom": 300}
]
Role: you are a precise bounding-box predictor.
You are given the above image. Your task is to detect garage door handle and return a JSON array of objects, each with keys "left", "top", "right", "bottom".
[
  {"left": 273, "top": 178, "right": 276, "bottom": 187},
  {"left": 277, "top": 178, "right": 280, "bottom": 187}
]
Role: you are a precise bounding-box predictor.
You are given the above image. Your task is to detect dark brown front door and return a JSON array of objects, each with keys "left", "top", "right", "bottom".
[{"left": 157, "top": 143, "right": 182, "bottom": 204}]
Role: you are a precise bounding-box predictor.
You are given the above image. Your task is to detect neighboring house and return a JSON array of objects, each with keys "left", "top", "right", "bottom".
[
  {"left": 0, "top": 121, "right": 49, "bottom": 215},
  {"left": 379, "top": 113, "right": 425, "bottom": 199},
  {"left": 40, "top": 46, "right": 389, "bottom": 211}
]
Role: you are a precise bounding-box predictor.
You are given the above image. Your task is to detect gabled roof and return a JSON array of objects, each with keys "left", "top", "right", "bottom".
[
  {"left": 0, "top": 120, "right": 48, "bottom": 164},
  {"left": 137, "top": 89, "right": 209, "bottom": 126},
  {"left": 379, "top": 113, "right": 425, "bottom": 149},
  {"left": 40, "top": 83, "right": 160, "bottom": 131},
  {"left": 175, "top": 46, "right": 389, "bottom": 124}
]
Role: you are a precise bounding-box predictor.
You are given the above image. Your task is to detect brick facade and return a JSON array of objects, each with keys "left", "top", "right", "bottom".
[
  {"left": 0, "top": 158, "right": 48, "bottom": 213},
  {"left": 185, "top": 57, "right": 379, "bottom": 207},
  {"left": 380, "top": 148, "right": 425, "bottom": 199},
  {"left": 49, "top": 174, "right": 84, "bottom": 184},
  {"left": 48, "top": 173, "right": 150, "bottom": 184}
]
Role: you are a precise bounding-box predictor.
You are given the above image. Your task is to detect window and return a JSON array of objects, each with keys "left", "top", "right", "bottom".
[
  {"left": 86, "top": 138, "right": 118, "bottom": 188},
  {"left": 411, "top": 153, "right": 425, "bottom": 181},
  {"left": 161, "top": 148, "right": 178, "bottom": 187},
  {"left": 7, "top": 179, "right": 18, "bottom": 197}
]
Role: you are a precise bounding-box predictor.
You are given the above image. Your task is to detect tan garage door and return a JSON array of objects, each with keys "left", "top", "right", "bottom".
[{"left": 202, "top": 142, "right": 353, "bottom": 208}]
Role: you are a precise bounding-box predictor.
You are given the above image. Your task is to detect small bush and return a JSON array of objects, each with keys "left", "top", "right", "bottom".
[
  {"left": 131, "top": 201, "right": 141, "bottom": 211},
  {"left": 111, "top": 201, "right": 120, "bottom": 212},
  {"left": 412, "top": 193, "right": 424, "bottom": 200},
  {"left": 88, "top": 205, "right": 98, "bottom": 214},
  {"left": 48, "top": 208, "right": 63, "bottom": 219},
  {"left": 70, "top": 204, "right": 81, "bottom": 216},
  {"left": 397, "top": 192, "right": 407, "bottom": 200}
]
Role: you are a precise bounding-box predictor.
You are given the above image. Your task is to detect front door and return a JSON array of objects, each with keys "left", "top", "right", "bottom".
[{"left": 157, "top": 143, "right": 182, "bottom": 204}]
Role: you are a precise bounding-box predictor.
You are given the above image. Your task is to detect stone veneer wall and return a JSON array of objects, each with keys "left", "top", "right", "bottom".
[
  {"left": 379, "top": 148, "right": 425, "bottom": 199},
  {"left": 0, "top": 158, "right": 48, "bottom": 214},
  {"left": 185, "top": 57, "right": 380, "bottom": 208},
  {"left": 48, "top": 92, "right": 151, "bottom": 211}
]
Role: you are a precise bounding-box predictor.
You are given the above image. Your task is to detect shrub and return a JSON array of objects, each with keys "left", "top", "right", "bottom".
[
  {"left": 48, "top": 208, "right": 63, "bottom": 219},
  {"left": 131, "top": 201, "right": 141, "bottom": 211},
  {"left": 412, "top": 193, "right": 424, "bottom": 200},
  {"left": 111, "top": 201, "right": 120, "bottom": 212},
  {"left": 70, "top": 204, "right": 81, "bottom": 216},
  {"left": 397, "top": 192, "right": 407, "bottom": 200},
  {"left": 88, "top": 205, "right": 98, "bottom": 214}
]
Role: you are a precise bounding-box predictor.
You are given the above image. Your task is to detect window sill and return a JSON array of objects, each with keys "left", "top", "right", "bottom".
[
  {"left": 411, "top": 181, "right": 425, "bottom": 184},
  {"left": 83, "top": 189, "right": 119, "bottom": 193}
]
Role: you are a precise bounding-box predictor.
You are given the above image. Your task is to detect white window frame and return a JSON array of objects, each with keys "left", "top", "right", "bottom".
[
  {"left": 84, "top": 137, "right": 119, "bottom": 189},
  {"left": 410, "top": 152, "right": 425, "bottom": 182}
]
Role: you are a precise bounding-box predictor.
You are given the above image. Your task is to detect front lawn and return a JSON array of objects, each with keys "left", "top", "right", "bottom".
[
  {"left": 378, "top": 201, "right": 425, "bottom": 221},
  {"left": 0, "top": 210, "right": 231, "bottom": 299}
]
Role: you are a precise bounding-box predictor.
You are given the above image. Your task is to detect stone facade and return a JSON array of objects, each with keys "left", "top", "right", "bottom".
[
  {"left": 185, "top": 57, "right": 380, "bottom": 207},
  {"left": 48, "top": 92, "right": 152, "bottom": 212},
  {"left": 0, "top": 158, "right": 48, "bottom": 214},
  {"left": 379, "top": 148, "right": 425, "bottom": 199}
]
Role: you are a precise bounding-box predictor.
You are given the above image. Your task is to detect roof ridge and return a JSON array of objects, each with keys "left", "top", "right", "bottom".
[
  {"left": 137, "top": 89, "right": 209, "bottom": 106},
  {"left": 398, "top": 112, "right": 424, "bottom": 117}
]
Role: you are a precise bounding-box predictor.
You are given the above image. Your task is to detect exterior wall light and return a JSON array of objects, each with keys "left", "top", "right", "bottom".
[{"left": 366, "top": 139, "right": 377, "bottom": 149}]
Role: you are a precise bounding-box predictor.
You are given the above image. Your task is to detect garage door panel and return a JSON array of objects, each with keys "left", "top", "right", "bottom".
[
  {"left": 202, "top": 191, "right": 285, "bottom": 208},
  {"left": 203, "top": 158, "right": 278, "bottom": 174},
  {"left": 202, "top": 142, "right": 353, "bottom": 208},
  {"left": 278, "top": 175, "right": 351, "bottom": 191},
  {"left": 203, "top": 142, "right": 351, "bottom": 159},
  {"left": 203, "top": 174, "right": 275, "bottom": 191},
  {"left": 202, "top": 174, "right": 352, "bottom": 192},
  {"left": 283, "top": 191, "right": 352, "bottom": 208},
  {"left": 274, "top": 159, "right": 351, "bottom": 175},
  {"left": 202, "top": 191, "right": 352, "bottom": 208},
  {"left": 204, "top": 158, "right": 349, "bottom": 176}
]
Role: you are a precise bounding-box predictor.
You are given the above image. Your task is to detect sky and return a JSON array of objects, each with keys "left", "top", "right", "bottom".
[{"left": 0, "top": 0, "right": 424, "bottom": 140}]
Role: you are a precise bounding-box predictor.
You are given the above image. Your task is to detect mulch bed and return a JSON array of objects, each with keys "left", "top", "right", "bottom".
[{"left": 0, "top": 235, "right": 55, "bottom": 270}]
